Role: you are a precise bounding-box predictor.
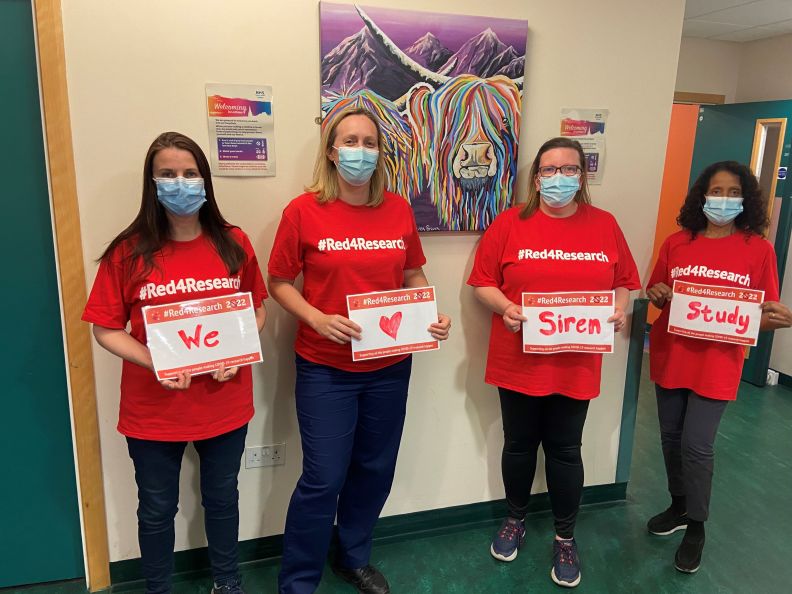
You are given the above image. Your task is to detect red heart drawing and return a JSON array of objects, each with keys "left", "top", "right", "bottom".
[{"left": 379, "top": 311, "right": 402, "bottom": 340}]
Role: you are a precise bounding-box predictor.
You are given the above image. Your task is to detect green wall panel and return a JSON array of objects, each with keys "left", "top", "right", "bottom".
[{"left": 0, "top": 0, "right": 84, "bottom": 587}]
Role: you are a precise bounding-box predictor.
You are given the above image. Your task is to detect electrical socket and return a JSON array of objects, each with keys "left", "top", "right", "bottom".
[{"left": 245, "top": 443, "right": 286, "bottom": 468}]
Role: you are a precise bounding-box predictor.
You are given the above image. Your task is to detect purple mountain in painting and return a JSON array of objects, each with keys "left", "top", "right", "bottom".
[
  {"left": 322, "top": 25, "right": 524, "bottom": 100},
  {"left": 405, "top": 32, "right": 453, "bottom": 71},
  {"left": 321, "top": 27, "right": 419, "bottom": 99},
  {"left": 496, "top": 55, "right": 525, "bottom": 78},
  {"left": 438, "top": 28, "right": 519, "bottom": 78}
]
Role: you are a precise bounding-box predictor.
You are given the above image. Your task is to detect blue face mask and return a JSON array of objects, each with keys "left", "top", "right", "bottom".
[
  {"left": 539, "top": 174, "right": 580, "bottom": 208},
  {"left": 334, "top": 146, "right": 379, "bottom": 186},
  {"left": 154, "top": 177, "right": 207, "bottom": 216},
  {"left": 703, "top": 195, "right": 743, "bottom": 226}
]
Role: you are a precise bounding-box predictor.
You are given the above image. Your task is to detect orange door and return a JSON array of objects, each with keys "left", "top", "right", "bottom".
[{"left": 647, "top": 103, "right": 699, "bottom": 324}]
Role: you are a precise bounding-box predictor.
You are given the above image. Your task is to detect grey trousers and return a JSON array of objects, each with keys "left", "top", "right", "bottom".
[{"left": 655, "top": 385, "right": 728, "bottom": 522}]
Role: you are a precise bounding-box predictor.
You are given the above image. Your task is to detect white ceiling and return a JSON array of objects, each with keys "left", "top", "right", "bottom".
[{"left": 683, "top": 0, "right": 792, "bottom": 42}]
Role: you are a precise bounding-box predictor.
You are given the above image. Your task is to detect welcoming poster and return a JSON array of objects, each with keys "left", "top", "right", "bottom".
[
  {"left": 346, "top": 287, "right": 439, "bottom": 361},
  {"left": 205, "top": 83, "right": 275, "bottom": 176},
  {"left": 560, "top": 108, "right": 608, "bottom": 184}
]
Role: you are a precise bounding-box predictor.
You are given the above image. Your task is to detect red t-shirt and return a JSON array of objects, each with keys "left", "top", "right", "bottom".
[
  {"left": 268, "top": 191, "right": 426, "bottom": 372},
  {"left": 648, "top": 230, "right": 779, "bottom": 400},
  {"left": 467, "top": 204, "right": 640, "bottom": 399},
  {"left": 82, "top": 227, "right": 267, "bottom": 441}
]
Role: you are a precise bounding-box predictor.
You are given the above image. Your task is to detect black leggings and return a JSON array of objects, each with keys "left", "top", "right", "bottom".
[{"left": 498, "top": 388, "right": 590, "bottom": 539}]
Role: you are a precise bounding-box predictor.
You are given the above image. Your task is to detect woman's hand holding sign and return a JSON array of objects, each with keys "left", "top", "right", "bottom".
[
  {"left": 311, "top": 312, "right": 363, "bottom": 344},
  {"left": 429, "top": 313, "right": 452, "bottom": 340},
  {"left": 503, "top": 302, "right": 527, "bottom": 333},
  {"left": 212, "top": 363, "right": 239, "bottom": 383},
  {"left": 647, "top": 282, "right": 673, "bottom": 308},
  {"left": 160, "top": 371, "right": 192, "bottom": 391},
  {"left": 760, "top": 301, "right": 792, "bottom": 330},
  {"left": 607, "top": 306, "right": 626, "bottom": 333}
]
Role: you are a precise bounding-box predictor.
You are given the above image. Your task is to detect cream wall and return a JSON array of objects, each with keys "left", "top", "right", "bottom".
[
  {"left": 736, "top": 33, "right": 792, "bottom": 102},
  {"left": 676, "top": 37, "right": 742, "bottom": 102},
  {"left": 676, "top": 33, "right": 792, "bottom": 104},
  {"left": 61, "top": 0, "right": 684, "bottom": 562}
]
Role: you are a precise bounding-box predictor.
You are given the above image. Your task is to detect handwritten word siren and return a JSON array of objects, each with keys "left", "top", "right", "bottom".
[
  {"left": 538, "top": 312, "right": 603, "bottom": 336},
  {"left": 518, "top": 249, "right": 609, "bottom": 262}
]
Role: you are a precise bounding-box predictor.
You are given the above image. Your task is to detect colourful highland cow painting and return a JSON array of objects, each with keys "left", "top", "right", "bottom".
[{"left": 320, "top": 2, "right": 528, "bottom": 231}]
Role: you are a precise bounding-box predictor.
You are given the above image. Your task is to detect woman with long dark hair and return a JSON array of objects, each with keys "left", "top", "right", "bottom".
[
  {"left": 83, "top": 131, "right": 267, "bottom": 594},
  {"left": 468, "top": 137, "right": 640, "bottom": 588},
  {"left": 646, "top": 161, "right": 791, "bottom": 573}
]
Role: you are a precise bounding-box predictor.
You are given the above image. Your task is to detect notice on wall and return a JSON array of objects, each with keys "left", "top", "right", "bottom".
[
  {"left": 143, "top": 292, "right": 263, "bottom": 380},
  {"left": 668, "top": 281, "right": 764, "bottom": 346},
  {"left": 205, "top": 83, "right": 275, "bottom": 176},
  {"left": 346, "top": 287, "right": 439, "bottom": 361},
  {"left": 560, "top": 108, "right": 608, "bottom": 185},
  {"left": 522, "top": 291, "right": 615, "bottom": 354}
]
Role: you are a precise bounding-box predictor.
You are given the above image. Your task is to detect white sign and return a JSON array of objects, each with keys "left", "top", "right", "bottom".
[
  {"left": 346, "top": 287, "right": 439, "bottom": 361},
  {"left": 206, "top": 83, "right": 275, "bottom": 176},
  {"left": 522, "top": 291, "right": 615, "bottom": 354},
  {"left": 668, "top": 281, "right": 763, "bottom": 346},
  {"left": 143, "top": 292, "right": 262, "bottom": 380}
]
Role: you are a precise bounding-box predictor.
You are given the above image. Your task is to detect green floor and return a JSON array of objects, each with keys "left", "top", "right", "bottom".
[{"left": 9, "top": 357, "right": 792, "bottom": 593}]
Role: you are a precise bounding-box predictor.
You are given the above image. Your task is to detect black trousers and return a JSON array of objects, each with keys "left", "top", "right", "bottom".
[
  {"left": 498, "top": 388, "right": 590, "bottom": 539},
  {"left": 655, "top": 385, "right": 728, "bottom": 522}
]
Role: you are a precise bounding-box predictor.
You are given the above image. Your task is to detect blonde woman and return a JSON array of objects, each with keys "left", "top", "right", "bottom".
[{"left": 268, "top": 107, "right": 450, "bottom": 594}]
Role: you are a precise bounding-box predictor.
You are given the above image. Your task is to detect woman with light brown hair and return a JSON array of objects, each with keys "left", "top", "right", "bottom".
[
  {"left": 468, "top": 136, "right": 639, "bottom": 588},
  {"left": 268, "top": 107, "right": 450, "bottom": 594}
]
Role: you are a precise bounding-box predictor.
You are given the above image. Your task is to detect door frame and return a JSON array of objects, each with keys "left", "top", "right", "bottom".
[
  {"left": 750, "top": 117, "right": 787, "bottom": 214},
  {"left": 744, "top": 117, "right": 791, "bottom": 386},
  {"left": 33, "top": 0, "right": 110, "bottom": 590}
]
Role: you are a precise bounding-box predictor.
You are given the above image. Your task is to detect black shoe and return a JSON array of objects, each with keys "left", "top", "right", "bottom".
[
  {"left": 674, "top": 528, "right": 705, "bottom": 573},
  {"left": 211, "top": 579, "right": 244, "bottom": 594},
  {"left": 332, "top": 564, "right": 390, "bottom": 594},
  {"left": 647, "top": 506, "right": 688, "bottom": 535}
]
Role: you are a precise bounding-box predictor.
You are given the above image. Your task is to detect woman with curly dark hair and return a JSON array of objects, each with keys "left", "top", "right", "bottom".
[{"left": 645, "top": 161, "right": 792, "bottom": 574}]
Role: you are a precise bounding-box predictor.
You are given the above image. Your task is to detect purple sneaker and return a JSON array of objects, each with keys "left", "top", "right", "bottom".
[
  {"left": 490, "top": 517, "right": 526, "bottom": 562},
  {"left": 551, "top": 538, "right": 581, "bottom": 587}
]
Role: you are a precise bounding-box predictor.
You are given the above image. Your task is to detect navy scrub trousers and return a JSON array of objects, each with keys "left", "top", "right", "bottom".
[{"left": 278, "top": 354, "right": 412, "bottom": 594}]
